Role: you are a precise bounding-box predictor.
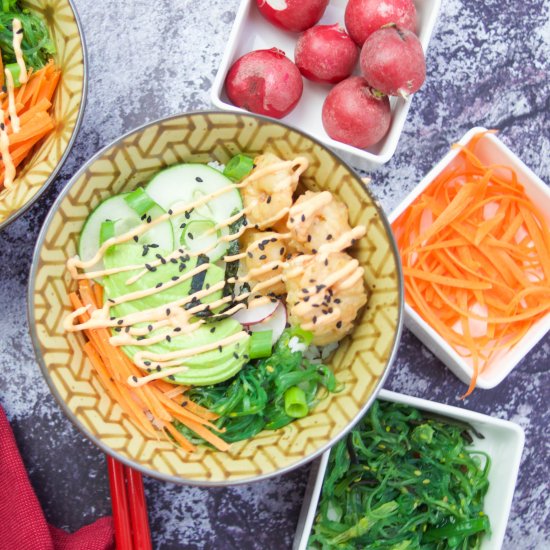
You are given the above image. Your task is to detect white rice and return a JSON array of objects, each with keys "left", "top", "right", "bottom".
[
  {"left": 289, "top": 337, "right": 339, "bottom": 364},
  {"left": 207, "top": 160, "right": 225, "bottom": 172}
]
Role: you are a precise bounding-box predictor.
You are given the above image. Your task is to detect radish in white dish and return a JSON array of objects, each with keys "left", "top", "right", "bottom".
[{"left": 256, "top": 0, "right": 329, "bottom": 33}]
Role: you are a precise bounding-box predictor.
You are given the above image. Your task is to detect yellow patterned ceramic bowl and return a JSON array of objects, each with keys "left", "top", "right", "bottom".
[
  {"left": 0, "top": 0, "right": 86, "bottom": 230},
  {"left": 29, "top": 112, "right": 403, "bottom": 485}
]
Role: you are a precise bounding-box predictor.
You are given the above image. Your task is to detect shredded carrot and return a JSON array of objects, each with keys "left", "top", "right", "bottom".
[
  {"left": 392, "top": 131, "right": 550, "bottom": 396},
  {"left": 67, "top": 280, "right": 225, "bottom": 453},
  {"left": 0, "top": 61, "right": 61, "bottom": 190}
]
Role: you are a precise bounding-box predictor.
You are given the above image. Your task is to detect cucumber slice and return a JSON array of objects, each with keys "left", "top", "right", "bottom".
[
  {"left": 78, "top": 192, "right": 173, "bottom": 274},
  {"left": 145, "top": 164, "right": 243, "bottom": 261}
]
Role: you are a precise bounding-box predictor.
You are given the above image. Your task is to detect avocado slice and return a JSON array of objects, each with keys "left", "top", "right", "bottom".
[{"left": 102, "top": 242, "right": 249, "bottom": 384}]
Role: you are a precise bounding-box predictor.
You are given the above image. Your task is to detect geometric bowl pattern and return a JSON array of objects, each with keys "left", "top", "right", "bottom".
[
  {"left": 0, "top": 0, "right": 86, "bottom": 230},
  {"left": 29, "top": 112, "right": 403, "bottom": 485}
]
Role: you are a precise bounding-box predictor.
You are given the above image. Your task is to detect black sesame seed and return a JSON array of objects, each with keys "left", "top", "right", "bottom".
[
  {"left": 146, "top": 368, "right": 151, "bottom": 373},
  {"left": 218, "top": 345, "right": 222, "bottom": 353},
  {"left": 132, "top": 376, "right": 138, "bottom": 382},
  {"left": 324, "top": 259, "right": 328, "bottom": 266},
  {"left": 110, "top": 316, "right": 115, "bottom": 320},
  {"left": 316, "top": 284, "right": 326, "bottom": 292},
  {"left": 233, "top": 352, "right": 239, "bottom": 359},
  {"left": 205, "top": 283, "right": 210, "bottom": 289},
  {"left": 168, "top": 375, "right": 175, "bottom": 381},
  {"left": 133, "top": 235, "right": 139, "bottom": 242},
  {"left": 16, "top": 28, "right": 23, "bottom": 34},
  {"left": 290, "top": 217, "right": 294, "bottom": 223},
  {"left": 335, "top": 298, "right": 341, "bottom": 304},
  {"left": 258, "top": 243, "right": 265, "bottom": 251},
  {"left": 148, "top": 325, "right": 153, "bottom": 331},
  {"left": 243, "top": 219, "right": 248, "bottom": 226},
  {"left": 137, "top": 336, "right": 145, "bottom": 341},
  {"left": 166, "top": 308, "right": 171, "bottom": 316},
  {"left": 117, "top": 319, "right": 123, "bottom": 325},
  {"left": 266, "top": 195, "right": 272, "bottom": 204},
  {"left": 170, "top": 258, "right": 178, "bottom": 264},
  {"left": 141, "top": 213, "right": 147, "bottom": 220},
  {"left": 313, "top": 316, "right": 317, "bottom": 324},
  {"left": 114, "top": 327, "right": 121, "bottom": 333},
  {"left": 166, "top": 335, "right": 171, "bottom": 342},
  {"left": 146, "top": 216, "right": 152, "bottom": 223},
  {"left": 336, "top": 321, "right": 342, "bottom": 329},
  {"left": 168, "top": 209, "right": 173, "bottom": 215},
  {"left": 155, "top": 282, "right": 163, "bottom": 288},
  {"left": 301, "top": 214, "right": 305, "bottom": 222},
  {"left": 304, "top": 296, "right": 310, "bottom": 303},
  {"left": 302, "top": 288, "right": 309, "bottom": 294},
  {"left": 180, "top": 222, "right": 187, "bottom": 229},
  {"left": 312, "top": 249, "right": 318, "bottom": 253},
  {"left": 125, "top": 327, "right": 130, "bottom": 333},
  {"left": 181, "top": 400, "right": 188, "bottom": 407},
  {"left": 149, "top": 243, "right": 159, "bottom": 248},
  {"left": 196, "top": 177, "right": 203, "bottom": 182},
  {"left": 210, "top": 327, "right": 216, "bottom": 333},
  {"left": 108, "top": 298, "right": 115, "bottom": 304},
  {"left": 171, "top": 276, "right": 179, "bottom": 281},
  {"left": 279, "top": 247, "right": 284, "bottom": 255},
  {"left": 259, "top": 254, "right": 267, "bottom": 260},
  {"left": 179, "top": 264, "right": 186, "bottom": 272},
  {"left": 156, "top": 366, "right": 161, "bottom": 372},
  {"left": 144, "top": 361, "right": 151, "bottom": 366},
  {"left": 272, "top": 265, "right": 278, "bottom": 270},
  {"left": 184, "top": 211, "right": 191, "bottom": 219}
]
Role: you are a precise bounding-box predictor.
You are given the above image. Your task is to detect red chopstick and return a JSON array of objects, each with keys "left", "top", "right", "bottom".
[{"left": 107, "top": 455, "right": 152, "bottom": 550}]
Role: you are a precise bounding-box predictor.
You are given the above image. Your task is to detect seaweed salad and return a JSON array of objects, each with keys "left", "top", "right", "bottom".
[{"left": 309, "top": 401, "right": 491, "bottom": 549}]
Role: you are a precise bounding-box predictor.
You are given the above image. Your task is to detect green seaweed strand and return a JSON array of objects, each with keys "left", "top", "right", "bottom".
[{"left": 0, "top": 1, "right": 55, "bottom": 70}]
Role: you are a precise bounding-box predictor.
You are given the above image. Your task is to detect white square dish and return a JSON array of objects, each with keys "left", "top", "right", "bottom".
[
  {"left": 293, "top": 389, "right": 525, "bottom": 550},
  {"left": 211, "top": 0, "right": 441, "bottom": 169},
  {"left": 388, "top": 127, "right": 550, "bottom": 389}
]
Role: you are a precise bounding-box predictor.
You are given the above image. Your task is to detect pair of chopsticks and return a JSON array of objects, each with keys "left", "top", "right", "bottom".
[{"left": 107, "top": 456, "right": 152, "bottom": 550}]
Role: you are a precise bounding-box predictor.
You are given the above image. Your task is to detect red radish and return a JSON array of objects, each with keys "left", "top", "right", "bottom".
[
  {"left": 231, "top": 299, "right": 279, "bottom": 325},
  {"left": 256, "top": 0, "right": 329, "bottom": 33},
  {"left": 225, "top": 48, "right": 303, "bottom": 119},
  {"left": 360, "top": 26, "right": 425, "bottom": 97},
  {"left": 322, "top": 76, "right": 391, "bottom": 148},
  {"left": 345, "top": 0, "right": 417, "bottom": 46},
  {"left": 249, "top": 301, "right": 287, "bottom": 344},
  {"left": 295, "top": 24, "right": 358, "bottom": 84}
]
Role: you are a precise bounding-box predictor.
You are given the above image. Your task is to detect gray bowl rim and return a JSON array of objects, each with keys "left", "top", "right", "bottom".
[
  {"left": 0, "top": 0, "right": 88, "bottom": 231},
  {"left": 27, "top": 109, "right": 404, "bottom": 487}
]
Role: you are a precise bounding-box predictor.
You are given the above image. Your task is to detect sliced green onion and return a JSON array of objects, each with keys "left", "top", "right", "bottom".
[
  {"left": 289, "top": 326, "right": 314, "bottom": 346},
  {"left": 124, "top": 187, "right": 157, "bottom": 217},
  {"left": 5, "top": 63, "right": 21, "bottom": 87},
  {"left": 223, "top": 154, "right": 254, "bottom": 182},
  {"left": 284, "top": 386, "right": 309, "bottom": 418},
  {"left": 249, "top": 330, "right": 273, "bottom": 359},
  {"left": 99, "top": 220, "right": 115, "bottom": 244}
]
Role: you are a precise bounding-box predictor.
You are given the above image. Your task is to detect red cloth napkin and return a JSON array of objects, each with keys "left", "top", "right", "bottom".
[{"left": 0, "top": 405, "right": 114, "bottom": 550}]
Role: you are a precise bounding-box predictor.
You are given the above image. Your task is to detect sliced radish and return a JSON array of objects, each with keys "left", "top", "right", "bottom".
[
  {"left": 231, "top": 299, "right": 278, "bottom": 325},
  {"left": 249, "top": 301, "right": 287, "bottom": 344}
]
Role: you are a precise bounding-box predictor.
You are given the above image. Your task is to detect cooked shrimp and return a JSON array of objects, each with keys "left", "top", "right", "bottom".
[
  {"left": 283, "top": 252, "right": 367, "bottom": 345},
  {"left": 287, "top": 191, "right": 352, "bottom": 254},
  {"left": 240, "top": 230, "right": 288, "bottom": 295},
  {"left": 242, "top": 153, "right": 307, "bottom": 230}
]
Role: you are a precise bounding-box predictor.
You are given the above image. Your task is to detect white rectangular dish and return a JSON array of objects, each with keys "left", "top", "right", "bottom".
[
  {"left": 293, "top": 389, "right": 525, "bottom": 550},
  {"left": 211, "top": 0, "right": 441, "bottom": 170},
  {"left": 388, "top": 127, "right": 550, "bottom": 389}
]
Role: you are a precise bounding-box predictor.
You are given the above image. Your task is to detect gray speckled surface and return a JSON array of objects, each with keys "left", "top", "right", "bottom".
[{"left": 0, "top": 0, "right": 549, "bottom": 549}]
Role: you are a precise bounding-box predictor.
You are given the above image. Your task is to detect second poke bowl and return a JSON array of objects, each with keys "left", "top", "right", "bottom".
[{"left": 28, "top": 111, "right": 402, "bottom": 485}]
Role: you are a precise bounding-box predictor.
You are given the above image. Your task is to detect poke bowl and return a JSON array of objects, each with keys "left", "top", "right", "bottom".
[
  {"left": 28, "top": 111, "right": 403, "bottom": 485},
  {"left": 0, "top": 0, "right": 86, "bottom": 230}
]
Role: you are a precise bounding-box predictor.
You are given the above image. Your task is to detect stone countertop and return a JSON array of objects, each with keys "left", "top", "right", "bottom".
[{"left": 0, "top": 0, "right": 548, "bottom": 548}]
